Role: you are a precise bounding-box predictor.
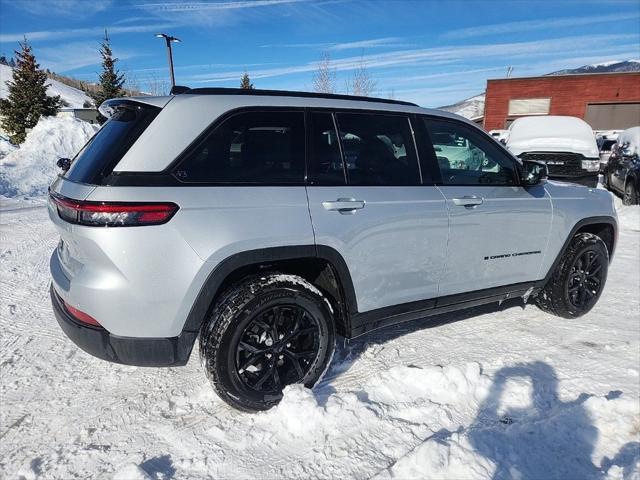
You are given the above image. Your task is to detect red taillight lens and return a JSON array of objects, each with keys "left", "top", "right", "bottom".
[
  {"left": 63, "top": 301, "right": 102, "bottom": 328},
  {"left": 50, "top": 193, "right": 178, "bottom": 227}
]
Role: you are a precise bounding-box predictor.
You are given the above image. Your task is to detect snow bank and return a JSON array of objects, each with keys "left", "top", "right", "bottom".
[
  {"left": 0, "top": 135, "right": 16, "bottom": 160},
  {"left": 0, "top": 116, "right": 98, "bottom": 197}
]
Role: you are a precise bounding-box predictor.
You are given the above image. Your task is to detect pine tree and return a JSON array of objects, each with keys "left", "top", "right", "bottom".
[
  {"left": 240, "top": 71, "right": 254, "bottom": 89},
  {"left": 91, "top": 30, "right": 125, "bottom": 124},
  {"left": 0, "top": 39, "right": 60, "bottom": 144}
]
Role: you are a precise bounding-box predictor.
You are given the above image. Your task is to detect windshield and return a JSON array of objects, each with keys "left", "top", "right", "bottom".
[{"left": 65, "top": 102, "right": 160, "bottom": 185}]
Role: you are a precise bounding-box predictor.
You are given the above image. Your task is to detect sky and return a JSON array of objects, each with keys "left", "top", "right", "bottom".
[{"left": 0, "top": 0, "right": 639, "bottom": 107}]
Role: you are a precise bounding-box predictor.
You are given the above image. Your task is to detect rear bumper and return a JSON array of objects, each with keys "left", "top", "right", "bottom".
[{"left": 50, "top": 285, "right": 196, "bottom": 367}]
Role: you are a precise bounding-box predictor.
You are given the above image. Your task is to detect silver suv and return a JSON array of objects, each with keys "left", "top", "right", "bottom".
[{"left": 49, "top": 89, "right": 617, "bottom": 411}]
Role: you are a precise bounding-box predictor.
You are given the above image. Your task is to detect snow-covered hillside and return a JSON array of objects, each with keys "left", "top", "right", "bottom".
[
  {"left": 439, "top": 93, "right": 485, "bottom": 120},
  {"left": 0, "top": 193, "right": 638, "bottom": 478},
  {"left": 549, "top": 59, "right": 640, "bottom": 76},
  {"left": 0, "top": 63, "right": 93, "bottom": 109}
]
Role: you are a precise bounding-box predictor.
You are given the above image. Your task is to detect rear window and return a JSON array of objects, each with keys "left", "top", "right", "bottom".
[{"left": 65, "top": 102, "right": 160, "bottom": 185}]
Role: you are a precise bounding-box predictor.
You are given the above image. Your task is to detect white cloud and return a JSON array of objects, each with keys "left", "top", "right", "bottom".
[
  {"left": 135, "top": 0, "right": 306, "bottom": 11},
  {"left": 37, "top": 42, "right": 138, "bottom": 73},
  {"left": 443, "top": 11, "right": 640, "bottom": 39},
  {"left": 185, "top": 34, "right": 638, "bottom": 83},
  {"left": 0, "top": 22, "right": 178, "bottom": 43},
  {"left": 11, "top": 0, "right": 113, "bottom": 18}
]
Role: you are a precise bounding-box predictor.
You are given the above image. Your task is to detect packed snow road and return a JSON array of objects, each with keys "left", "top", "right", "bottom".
[{"left": 1, "top": 196, "right": 638, "bottom": 479}]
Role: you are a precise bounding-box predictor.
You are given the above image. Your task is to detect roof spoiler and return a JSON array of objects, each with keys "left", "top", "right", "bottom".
[{"left": 170, "top": 85, "right": 190, "bottom": 95}]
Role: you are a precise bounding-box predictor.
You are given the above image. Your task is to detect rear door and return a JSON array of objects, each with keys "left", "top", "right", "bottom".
[
  {"left": 305, "top": 110, "right": 449, "bottom": 314},
  {"left": 418, "top": 116, "right": 552, "bottom": 297}
]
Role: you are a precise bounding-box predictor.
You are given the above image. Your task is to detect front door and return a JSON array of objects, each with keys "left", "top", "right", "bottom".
[
  {"left": 420, "top": 117, "right": 552, "bottom": 297},
  {"left": 305, "top": 111, "right": 449, "bottom": 314}
]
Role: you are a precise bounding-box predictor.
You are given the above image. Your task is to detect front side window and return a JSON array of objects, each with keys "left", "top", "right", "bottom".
[
  {"left": 422, "top": 118, "right": 518, "bottom": 186},
  {"left": 175, "top": 111, "right": 305, "bottom": 184},
  {"left": 335, "top": 113, "right": 421, "bottom": 186}
]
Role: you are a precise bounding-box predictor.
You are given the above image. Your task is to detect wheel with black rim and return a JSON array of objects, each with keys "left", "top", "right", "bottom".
[
  {"left": 534, "top": 232, "right": 609, "bottom": 318},
  {"left": 623, "top": 181, "right": 638, "bottom": 205},
  {"left": 199, "top": 273, "right": 336, "bottom": 412}
]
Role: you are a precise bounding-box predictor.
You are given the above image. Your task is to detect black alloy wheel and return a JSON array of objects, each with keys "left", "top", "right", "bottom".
[
  {"left": 235, "top": 304, "right": 321, "bottom": 393},
  {"left": 200, "top": 273, "right": 335, "bottom": 411},
  {"left": 566, "top": 249, "right": 604, "bottom": 310}
]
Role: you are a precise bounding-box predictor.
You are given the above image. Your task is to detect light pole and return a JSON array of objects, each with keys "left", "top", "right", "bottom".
[{"left": 155, "top": 33, "right": 180, "bottom": 88}]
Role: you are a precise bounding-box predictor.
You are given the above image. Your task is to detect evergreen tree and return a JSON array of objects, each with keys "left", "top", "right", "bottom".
[
  {"left": 91, "top": 30, "right": 125, "bottom": 123},
  {"left": 240, "top": 71, "right": 254, "bottom": 89},
  {"left": 0, "top": 39, "right": 60, "bottom": 144}
]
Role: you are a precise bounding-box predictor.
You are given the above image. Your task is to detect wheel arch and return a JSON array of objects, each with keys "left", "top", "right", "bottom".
[
  {"left": 540, "top": 216, "right": 618, "bottom": 287},
  {"left": 180, "top": 245, "right": 358, "bottom": 341}
]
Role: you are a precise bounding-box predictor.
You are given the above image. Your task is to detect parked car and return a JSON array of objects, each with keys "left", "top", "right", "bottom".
[
  {"left": 597, "top": 135, "right": 618, "bottom": 173},
  {"left": 506, "top": 116, "right": 600, "bottom": 187},
  {"left": 489, "top": 129, "right": 509, "bottom": 144},
  {"left": 605, "top": 126, "right": 640, "bottom": 205},
  {"left": 48, "top": 89, "right": 617, "bottom": 411}
]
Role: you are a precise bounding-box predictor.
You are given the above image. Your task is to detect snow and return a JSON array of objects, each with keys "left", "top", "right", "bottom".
[
  {"left": 439, "top": 93, "right": 486, "bottom": 120},
  {"left": 0, "top": 189, "right": 638, "bottom": 478},
  {"left": 0, "top": 63, "right": 93, "bottom": 109},
  {"left": 507, "top": 115, "right": 600, "bottom": 158},
  {"left": 617, "top": 126, "right": 640, "bottom": 157},
  {"left": 0, "top": 116, "right": 98, "bottom": 197},
  {"left": 0, "top": 135, "right": 16, "bottom": 160}
]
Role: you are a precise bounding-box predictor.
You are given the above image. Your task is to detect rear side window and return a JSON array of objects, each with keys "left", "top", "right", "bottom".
[
  {"left": 65, "top": 103, "right": 160, "bottom": 185},
  {"left": 335, "top": 113, "right": 421, "bottom": 186},
  {"left": 175, "top": 111, "right": 305, "bottom": 184}
]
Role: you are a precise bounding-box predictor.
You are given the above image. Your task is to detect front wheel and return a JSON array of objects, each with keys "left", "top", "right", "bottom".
[
  {"left": 534, "top": 233, "right": 609, "bottom": 318},
  {"left": 623, "top": 181, "right": 638, "bottom": 205},
  {"left": 199, "top": 273, "right": 336, "bottom": 412}
]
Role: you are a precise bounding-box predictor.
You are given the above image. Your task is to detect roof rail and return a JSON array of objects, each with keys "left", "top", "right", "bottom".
[{"left": 172, "top": 86, "right": 418, "bottom": 107}]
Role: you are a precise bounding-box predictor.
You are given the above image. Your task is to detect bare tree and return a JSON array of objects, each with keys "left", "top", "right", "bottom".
[
  {"left": 145, "top": 72, "right": 170, "bottom": 96},
  {"left": 346, "top": 57, "right": 376, "bottom": 97},
  {"left": 312, "top": 52, "right": 336, "bottom": 94}
]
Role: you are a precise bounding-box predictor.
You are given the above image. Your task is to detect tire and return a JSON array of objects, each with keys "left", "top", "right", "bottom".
[
  {"left": 534, "top": 232, "right": 608, "bottom": 319},
  {"left": 623, "top": 180, "right": 638, "bottom": 206},
  {"left": 199, "top": 273, "right": 336, "bottom": 412}
]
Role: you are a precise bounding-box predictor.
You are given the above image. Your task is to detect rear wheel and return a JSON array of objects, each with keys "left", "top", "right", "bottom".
[
  {"left": 623, "top": 180, "right": 638, "bottom": 205},
  {"left": 534, "top": 233, "right": 608, "bottom": 318},
  {"left": 199, "top": 273, "right": 335, "bottom": 412}
]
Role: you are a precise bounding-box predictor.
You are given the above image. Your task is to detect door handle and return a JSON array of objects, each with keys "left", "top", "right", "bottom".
[
  {"left": 452, "top": 196, "right": 484, "bottom": 207},
  {"left": 322, "top": 198, "right": 366, "bottom": 214}
]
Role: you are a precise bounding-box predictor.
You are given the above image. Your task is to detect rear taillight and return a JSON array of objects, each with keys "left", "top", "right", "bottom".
[
  {"left": 63, "top": 301, "right": 102, "bottom": 328},
  {"left": 49, "top": 193, "right": 178, "bottom": 227}
]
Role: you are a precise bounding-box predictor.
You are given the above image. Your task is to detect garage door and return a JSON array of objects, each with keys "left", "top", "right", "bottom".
[{"left": 585, "top": 103, "right": 640, "bottom": 130}]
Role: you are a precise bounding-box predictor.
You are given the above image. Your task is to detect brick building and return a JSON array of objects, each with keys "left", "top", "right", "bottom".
[{"left": 483, "top": 72, "right": 640, "bottom": 131}]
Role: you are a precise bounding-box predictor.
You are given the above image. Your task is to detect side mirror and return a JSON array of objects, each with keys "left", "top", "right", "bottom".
[
  {"left": 521, "top": 159, "right": 548, "bottom": 186},
  {"left": 57, "top": 157, "right": 71, "bottom": 172},
  {"left": 500, "top": 138, "right": 507, "bottom": 145}
]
